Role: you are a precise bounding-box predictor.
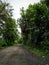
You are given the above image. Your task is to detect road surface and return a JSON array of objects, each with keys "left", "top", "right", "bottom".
[{"left": 0, "top": 44, "right": 49, "bottom": 65}]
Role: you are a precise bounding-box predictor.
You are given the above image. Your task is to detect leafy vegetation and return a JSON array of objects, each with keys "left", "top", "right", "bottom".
[
  {"left": 17, "top": 0, "right": 49, "bottom": 57},
  {"left": 0, "top": 0, "right": 18, "bottom": 47},
  {"left": 0, "top": 0, "right": 49, "bottom": 57}
]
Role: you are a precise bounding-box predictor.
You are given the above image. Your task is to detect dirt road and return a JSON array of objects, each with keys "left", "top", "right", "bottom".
[{"left": 0, "top": 44, "right": 49, "bottom": 65}]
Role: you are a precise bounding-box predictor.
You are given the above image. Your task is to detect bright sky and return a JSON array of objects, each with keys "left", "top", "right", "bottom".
[
  {"left": 3, "top": 0, "right": 40, "bottom": 32},
  {"left": 4, "top": 0, "right": 40, "bottom": 20}
]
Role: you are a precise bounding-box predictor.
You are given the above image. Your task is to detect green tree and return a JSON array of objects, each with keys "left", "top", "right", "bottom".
[
  {"left": 0, "top": 0, "right": 13, "bottom": 35},
  {"left": 18, "top": 2, "right": 49, "bottom": 49},
  {"left": 3, "top": 18, "right": 18, "bottom": 46},
  {"left": 41, "top": 0, "right": 49, "bottom": 7},
  {"left": 0, "top": 0, "right": 18, "bottom": 46}
]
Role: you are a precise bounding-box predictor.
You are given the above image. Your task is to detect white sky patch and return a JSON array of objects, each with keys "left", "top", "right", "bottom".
[
  {"left": 2, "top": 0, "right": 40, "bottom": 32},
  {"left": 3, "top": 0, "right": 40, "bottom": 20}
]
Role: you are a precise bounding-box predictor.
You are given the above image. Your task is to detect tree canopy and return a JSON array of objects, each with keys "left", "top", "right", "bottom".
[
  {"left": 0, "top": 0, "right": 18, "bottom": 46},
  {"left": 18, "top": 0, "right": 49, "bottom": 50}
]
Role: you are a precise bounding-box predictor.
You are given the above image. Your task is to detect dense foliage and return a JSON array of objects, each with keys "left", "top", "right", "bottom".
[
  {"left": 17, "top": 0, "right": 49, "bottom": 50},
  {"left": 0, "top": 0, "right": 18, "bottom": 46},
  {"left": 0, "top": 0, "right": 49, "bottom": 57}
]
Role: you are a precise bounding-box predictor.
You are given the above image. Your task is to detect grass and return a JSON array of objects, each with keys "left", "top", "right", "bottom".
[{"left": 24, "top": 45, "right": 49, "bottom": 58}]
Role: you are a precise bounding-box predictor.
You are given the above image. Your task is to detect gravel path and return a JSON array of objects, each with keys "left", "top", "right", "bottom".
[{"left": 0, "top": 44, "right": 49, "bottom": 65}]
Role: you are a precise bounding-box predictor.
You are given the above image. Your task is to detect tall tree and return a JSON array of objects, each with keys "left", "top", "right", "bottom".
[
  {"left": 18, "top": 2, "right": 49, "bottom": 49},
  {"left": 0, "top": 0, "right": 13, "bottom": 35},
  {"left": 0, "top": 0, "right": 18, "bottom": 46}
]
